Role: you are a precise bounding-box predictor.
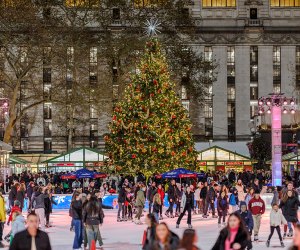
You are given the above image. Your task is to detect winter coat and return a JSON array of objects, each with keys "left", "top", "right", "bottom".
[
  {"left": 248, "top": 197, "right": 265, "bottom": 215},
  {"left": 217, "top": 196, "right": 229, "bottom": 216},
  {"left": 8, "top": 186, "right": 17, "bottom": 201},
  {"left": 31, "top": 192, "right": 47, "bottom": 209},
  {"left": 0, "top": 196, "right": 6, "bottom": 223},
  {"left": 194, "top": 188, "right": 201, "bottom": 201},
  {"left": 200, "top": 186, "right": 207, "bottom": 199},
  {"left": 11, "top": 215, "right": 25, "bottom": 237},
  {"left": 236, "top": 185, "right": 245, "bottom": 202},
  {"left": 71, "top": 200, "right": 82, "bottom": 220},
  {"left": 229, "top": 193, "right": 239, "bottom": 206},
  {"left": 8, "top": 206, "right": 21, "bottom": 223},
  {"left": 135, "top": 190, "right": 145, "bottom": 207},
  {"left": 26, "top": 185, "right": 34, "bottom": 200},
  {"left": 279, "top": 196, "right": 300, "bottom": 222},
  {"left": 147, "top": 186, "right": 157, "bottom": 203},
  {"left": 212, "top": 227, "right": 249, "bottom": 250},
  {"left": 157, "top": 188, "right": 165, "bottom": 202},
  {"left": 82, "top": 201, "right": 104, "bottom": 225},
  {"left": 238, "top": 210, "right": 254, "bottom": 231},
  {"left": 244, "top": 194, "right": 252, "bottom": 207},
  {"left": 117, "top": 188, "right": 126, "bottom": 203},
  {"left": 145, "top": 231, "right": 180, "bottom": 250},
  {"left": 270, "top": 209, "right": 287, "bottom": 227},
  {"left": 181, "top": 192, "right": 194, "bottom": 209},
  {"left": 16, "top": 190, "right": 25, "bottom": 208},
  {"left": 167, "top": 185, "right": 176, "bottom": 201},
  {"left": 206, "top": 187, "right": 216, "bottom": 203}
]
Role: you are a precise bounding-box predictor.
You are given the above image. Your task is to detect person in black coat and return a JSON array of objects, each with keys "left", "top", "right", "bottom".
[
  {"left": 217, "top": 192, "right": 228, "bottom": 226},
  {"left": 9, "top": 212, "right": 51, "bottom": 250},
  {"left": 147, "top": 182, "right": 157, "bottom": 214},
  {"left": 8, "top": 183, "right": 19, "bottom": 209},
  {"left": 203, "top": 183, "right": 218, "bottom": 218},
  {"left": 212, "top": 212, "right": 249, "bottom": 250},
  {"left": 176, "top": 187, "right": 195, "bottom": 229},
  {"left": 142, "top": 214, "right": 157, "bottom": 250},
  {"left": 117, "top": 185, "right": 126, "bottom": 221},
  {"left": 165, "top": 179, "right": 177, "bottom": 218}
]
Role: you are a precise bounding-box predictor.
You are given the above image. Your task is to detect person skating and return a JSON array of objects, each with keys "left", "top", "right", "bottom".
[
  {"left": 238, "top": 201, "right": 253, "bottom": 250},
  {"left": 165, "top": 179, "right": 176, "bottom": 218},
  {"left": 147, "top": 182, "right": 156, "bottom": 214},
  {"left": 176, "top": 186, "right": 194, "bottom": 229},
  {"left": 212, "top": 212, "right": 249, "bottom": 250},
  {"left": 229, "top": 188, "right": 239, "bottom": 213},
  {"left": 157, "top": 184, "right": 165, "bottom": 220},
  {"left": 70, "top": 192, "right": 83, "bottom": 250},
  {"left": 134, "top": 184, "right": 146, "bottom": 225},
  {"left": 194, "top": 183, "right": 201, "bottom": 214},
  {"left": 175, "top": 183, "right": 182, "bottom": 217},
  {"left": 217, "top": 191, "right": 228, "bottom": 227},
  {"left": 152, "top": 193, "right": 161, "bottom": 223},
  {"left": 280, "top": 190, "right": 300, "bottom": 238},
  {"left": 266, "top": 203, "right": 287, "bottom": 248},
  {"left": 0, "top": 191, "right": 5, "bottom": 248},
  {"left": 117, "top": 184, "right": 126, "bottom": 222},
  {"left": 248, "top": 190, "right": 265, "bottom": 242},
  {"left": 203, "top": 183, "right": 218, "bottom": 218},
  {"left": 142, "top": 214, "right": 157, "bottom": 250}
]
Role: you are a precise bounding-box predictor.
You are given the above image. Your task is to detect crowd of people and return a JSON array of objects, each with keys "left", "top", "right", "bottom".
[{"left": 0, "top": 169, "right": 299, "bottom": 249}]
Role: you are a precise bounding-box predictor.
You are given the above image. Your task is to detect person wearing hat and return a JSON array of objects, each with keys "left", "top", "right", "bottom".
[
  {"left": 7, "top": 201, "right": 21, "bottom": 225},
  {"left": 248, "top": 190, "right": 265, "bottom": 242},
  {"left": 238, "top": 201, "right": 253, "bottom": 249}
]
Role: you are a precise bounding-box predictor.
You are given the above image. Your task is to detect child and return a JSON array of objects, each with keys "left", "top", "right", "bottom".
[
  {"left": 266, "top": 203, "right": 287, "bottom": 248},
  {"left": 238, "top": 201, "right": 253, "bottom": 250},
  {"left": 10, "top": 211, "right": 25, "bottom": 245},
  {"left": 229, "top": 188, "right": 239, "bottom": 213},
  {"left": 7, "top": 200, "right": 21, "bottom": 225},
  {"left": 217, "top": 191, "right": 228, "bottom": 227},
  {"left": 152, "top": 193, "right": 161, "bottom": 223}
]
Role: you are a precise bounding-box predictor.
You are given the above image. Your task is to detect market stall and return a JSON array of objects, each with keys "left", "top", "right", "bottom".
[
  {"left": 43, "top": 147, "right": 108, "bottom": 172},
  {"left": 197, "top": 146, "right": 253, "bottom": 172}
]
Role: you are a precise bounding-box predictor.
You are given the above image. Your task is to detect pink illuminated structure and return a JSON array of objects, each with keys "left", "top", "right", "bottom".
[{"left": 258, "top": 94, "right": 296, "bottom": 186}]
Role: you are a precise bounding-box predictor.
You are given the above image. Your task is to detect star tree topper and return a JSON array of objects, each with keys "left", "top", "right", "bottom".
[{"left": 144, "top": 19, "right": 161, "bottom": 37}]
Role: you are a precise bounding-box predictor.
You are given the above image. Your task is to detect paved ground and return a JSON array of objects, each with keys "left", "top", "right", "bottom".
[{"left": 2, "top": 209, "right": 298, "bottom": 250}]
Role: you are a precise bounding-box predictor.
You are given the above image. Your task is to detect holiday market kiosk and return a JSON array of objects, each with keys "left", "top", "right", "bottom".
[
  {"left": 197, "top": 146, "right": 253, "bottom": 172},
  {"left": 43, "top": 147, "right": 108, "bottom": 172}
]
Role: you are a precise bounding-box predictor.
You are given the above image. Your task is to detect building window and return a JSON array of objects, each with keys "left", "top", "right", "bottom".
[
  {"left": 181, "top": 85, "right": 188, "bottom": 100},
  {"left": 43, "top": 47, "right": 51, "bottom": 65},
  {"left": 90, "top": 105, "right": 97, "bottom": 119},
  {"left": 250, "top": 46, "right": 258, "bottom": 82},
  {"left": 227, "top": 46, "right": 235, "bottom": 77},
  {"left": 44, "top": 121, "right": 52, "bottom": 137},
  {"left": 67, "top": 46, "right": 74, "bottom": 65},
  {"left": 250, "top": 105, "right": 257, "bottom": 119},
  {"left": 204, "top": 46, "right": 213, "bottom": 62},
  {"left": 113, "top": 8, "right": 121, "bottom": 20},
  {"left": 270, "top": 0, "right": 300, "bottom": 6},
  {"left": 90, "top": 47, "right": 97, "bottom": 65},
  {"left": 21, "top": 138, "right": 28, "bottom": 151},
  {"left": 227, "top": 86, "right": 235, "bottom": 100},
  {"left": 44, "top": 103, "right": 52, "bottom": 119},
  {"left": 227, "top": 102, "right": 235, "bottom": 118},
  {"left": 113, "top": 85, "right": 119, "bottom": 100},
  {"left": 44, "top": 138, "right": 52, "bottom": 152},
  {"left": 65, "top": 0, "right": 100, "bottom": 7},
  {"left": 273, "top": 46, "right": 281, "bottom": 84},
  {"left": 204, "top": 102, "right": 213, "bottom": 118},
  {"left": 43, "top": 68, "right": 51, "bottom": 83},
  {"left": 296, "top": 46, "right": 300, "bottom": 88},
  {"left": 250, "top": 86, "right": 258, "bottom": 100},
  {"left": 19, "top": 47, "right": 27, "bottom": 63},
  {"left": 203, "top": 0, "right": 236, "bottom": 7}
]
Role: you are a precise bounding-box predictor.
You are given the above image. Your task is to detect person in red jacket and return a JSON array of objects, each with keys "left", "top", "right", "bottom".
[
  {"left": 157, "top": 184, "right": 165, "bottom": 220},
  {"left": 248, "top": 190, "right": 265, "bottom": 242},
  {"left": 7, "top": 200, "right": 21, "bottom": 225}
]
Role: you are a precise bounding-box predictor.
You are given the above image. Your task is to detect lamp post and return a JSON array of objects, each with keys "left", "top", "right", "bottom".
[{"left": 258, "top": 93, "right": 296, "bottom": 186}]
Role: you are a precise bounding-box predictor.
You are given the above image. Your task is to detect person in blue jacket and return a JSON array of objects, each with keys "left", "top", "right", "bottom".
[{"left": 238, "top": 201, "right": 253, "bottom": 249}]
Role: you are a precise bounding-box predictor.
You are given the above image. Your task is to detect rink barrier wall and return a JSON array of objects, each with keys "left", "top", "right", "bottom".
[{"left": 3, "top": 193, "right": 299, "bottom": 211}]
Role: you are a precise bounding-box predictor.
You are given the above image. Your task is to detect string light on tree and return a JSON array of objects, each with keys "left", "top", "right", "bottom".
[{"left": 144, "top": 19, "right": 161, "bottom": 37}]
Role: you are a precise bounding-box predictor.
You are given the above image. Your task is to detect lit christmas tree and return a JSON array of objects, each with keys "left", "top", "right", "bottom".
[{"left": 105, "top": 39, "right": 197, "bottom": 173}]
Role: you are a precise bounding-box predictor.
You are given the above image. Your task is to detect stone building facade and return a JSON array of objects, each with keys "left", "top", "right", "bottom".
[{"left": 2, "top": 0, "right": 300, "bottom": 153}]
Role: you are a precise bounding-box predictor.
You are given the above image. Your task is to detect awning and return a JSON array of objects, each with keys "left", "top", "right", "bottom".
[{"left": 9, "top": 156, "right": 31, "bottom": 165}]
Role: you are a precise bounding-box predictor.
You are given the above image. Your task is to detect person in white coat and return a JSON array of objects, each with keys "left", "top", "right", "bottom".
[
  {"left": 194, "top": 183, "right": 201, "bottom": 214},
  {"left": 266, "top": 203, "right": 287, "bottom": 248}
]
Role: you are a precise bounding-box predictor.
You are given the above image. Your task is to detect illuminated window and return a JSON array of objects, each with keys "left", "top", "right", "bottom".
[
  {"left": 134, "top": 0, "right": 166, "bottom": 7},
  {"left": 202, "top": 0, "right": 236, "bottom": 7},
  {"left": 271, "top": 0, "right": 300, "bottom": 6},
  {"left": 65, "top": 0, "right": 100, "bottom": 7}
]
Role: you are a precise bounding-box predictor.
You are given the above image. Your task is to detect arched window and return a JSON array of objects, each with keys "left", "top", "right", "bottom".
[
  {"left": 202, "top": 0, "right": 236, "bottom": 7},
  {"left": 270, "top": 0, "right": 300, "bottom": 6}
]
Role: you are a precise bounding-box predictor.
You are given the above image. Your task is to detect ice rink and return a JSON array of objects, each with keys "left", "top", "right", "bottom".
[{"left": 2, "top": 209, "right": 297, "bottom": 250}]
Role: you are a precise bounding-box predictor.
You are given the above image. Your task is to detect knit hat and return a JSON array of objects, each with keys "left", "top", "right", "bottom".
[
  {"left": 254, "top": 190, "right": 260, "bottom": 194},
  {"left": 14, "top": 200, "right": 21, "bottom": 206},
  {"left": 239, "top": 201, "right": 247, "bottom": 209}
]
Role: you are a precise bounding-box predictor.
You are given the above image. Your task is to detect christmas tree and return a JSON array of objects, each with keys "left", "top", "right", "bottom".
[{"left": 105, "top": 39, "right": 197, "bottom": 173}]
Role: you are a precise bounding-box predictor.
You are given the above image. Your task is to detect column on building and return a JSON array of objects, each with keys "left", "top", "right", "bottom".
[
  {"left": 281, "top": 46, "right": 296, "bottom": 96},
  {"left": 212, "top": 46, "right": 228, "bottom": 140},
  {"left": 235, "top": 45, "right": 251, "bottom": 140},
  {"left": 258, "top": 46, "right": 273, "bottom": 96}
]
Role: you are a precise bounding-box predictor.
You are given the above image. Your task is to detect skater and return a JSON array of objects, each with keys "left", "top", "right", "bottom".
[
  {"left": 0, "top": 191, "right": 5, "bottom": 247},
  {"left": 175, "top": 183, "right": 182, "bottom": 217},
  {"left": 147, "top": 182, "right": 156, "bottom": 214},
  {"left": 200, "top": 182, "right": 208, "bottom": 217},
  {"left": 152, "top": 193, "right": 161, "bottom": 223},
  {"left": 236, "top": 179, "right": 245, "bottom": 204},
  {"left": 157, "top": 184, "right": 165, "bottom": 220},
  {"left": 10, "top": 211, "right": 25, "bottom": 245},
  {"left": 117, "top": 184, "right": 126, "bottom": 222},
  {"left": 266, "top": 203, "right": 286, "bottom": 248},
  {"left": 134, "top": 184, "right": 146, "bottom": 225},
  {"left": 176, "top": 186, "right": 194, "bottom": 229},
  {"left": 238, "top": 201, "right": 253, "bottom": 250},
  {"left": 248, "top": 190, "right": 265, "bottom": 241},
  {"left": 203, "top": 183, "right": 218, "bottom": 218},
  {"left": 280, "top": 190, "right": 300, "bottom": 238},
  {"left": 229, "top": 188, "right": 239, "bottom": 213},
  {"left": 71, "top": 192, "right": 83, "bottom": 250},
  {"left": 212, "top": 212, "right": 249, "bottom": 250},
  {"left": 165, "top": 179, "right": 176, "bottom": 218},
  {"left": 217, "top": 191, "right": 228, "bottom": 227},
  {"left": 194, "top": 183, "right": 201, "bottom": 214}
]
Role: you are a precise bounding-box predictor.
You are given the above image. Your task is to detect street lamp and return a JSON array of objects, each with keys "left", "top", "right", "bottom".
[{"left": 258, "top": 93, "right": 297, "bottom": 186}]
